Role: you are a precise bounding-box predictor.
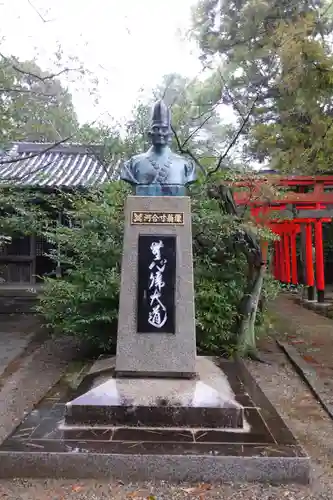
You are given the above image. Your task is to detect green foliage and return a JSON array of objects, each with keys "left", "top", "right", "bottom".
[
  {"left": 191, "top": 178, "right": 278, "bottom": 355},
  {"left": 35, "top": 182, "right": 127, "bottom": 354},
  {"left": 250, "top": 14, "right": 333, "bottom": 172},
  {"left": 191, "top": 180, "right": 246, "bottom": 353},
  {"left": 26, "top": 178, "right": 277, "bottom": 356},
  {"left": 0, "top": 51, "right": 279, "bottom": 357},
  {"left": 195, "top": 253, "right": 247, "bottom": 355},
  {"left": 0, "top": 57, "right": 79, "bottom": 144},
  {"left": 191, "top": 0, "right": 333, "bottom": 173},
  {"left": 123, "top": 73, "right": 235, "bottom": 164}
]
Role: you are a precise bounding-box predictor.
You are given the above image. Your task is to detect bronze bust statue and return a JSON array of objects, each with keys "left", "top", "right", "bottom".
[{"left": 120, "top": 100, "right": 197, "bottom": 196}]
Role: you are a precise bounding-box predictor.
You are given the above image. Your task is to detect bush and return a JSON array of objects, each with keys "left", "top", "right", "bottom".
[
  {"left": 36, "top": 181, "right": 278, "bottom": 356},
  {"left": 36, "top": 182, "right": 125, "bottom": 354}
]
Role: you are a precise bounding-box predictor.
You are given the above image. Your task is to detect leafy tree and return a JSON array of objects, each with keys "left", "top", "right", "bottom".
[
  {"left": 250, "top": 12, "right": 333, "bottom": 172},
  {"left": 191, "top": 0, "right": 333, "bottom": 173},
  {"left": 0, "top": 60, "right": 278, "bottom": 359},
  {"left": 15, "top": 180, "right": 275, "bottom": 357},
  {"left": 123, "top": 73, "right": 236, "bottom": 168},
  {"left": 75, "top": 122, "right": 124, "bottom": 179},
  {"left": 0, "top": 56, "right": 79, "bottom": 144},
  {"left": 35, "top": 183, "right": 126, "bottom": 354}
]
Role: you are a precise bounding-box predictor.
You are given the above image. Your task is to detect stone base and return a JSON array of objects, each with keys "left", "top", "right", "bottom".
[
  {"left": 0, "top": 358, "right": 310, "bottom": 484},
  {"left": 0, "top": 452, "right": 310, "bottom": 483},
  {"left": 116, "top": 196, "right": 197, "bottom": 378},
  {"left": 65, "top": 357, "right": 243, "bottom": 429},
  {"left": 294, "top": 295, "right": 333, "bottom": 318},
  {"left": 302, "top": 298, "right": 331, "bottom": 307}
]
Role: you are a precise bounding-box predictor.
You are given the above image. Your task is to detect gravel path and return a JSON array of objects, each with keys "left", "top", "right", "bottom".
[
  {"left": 0, "top": 349, "right": 332, "bottom": 499},
  {"left": 1, "top": 297, "right": 333, "bottom": 498}
]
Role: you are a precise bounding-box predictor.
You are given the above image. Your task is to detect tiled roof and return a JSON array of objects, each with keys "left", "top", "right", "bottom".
[{"left": 0, "top": 142, "right": 116, "bottom": 187}]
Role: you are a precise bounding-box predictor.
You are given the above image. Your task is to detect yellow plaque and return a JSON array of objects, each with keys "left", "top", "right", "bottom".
[{"left": 131, "top": 211, "right": 184, "bottom": 225}]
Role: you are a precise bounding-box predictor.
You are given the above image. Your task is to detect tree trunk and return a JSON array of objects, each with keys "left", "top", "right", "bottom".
[{"left": 237, "top": 264, "right": 265, "bottom": 356}]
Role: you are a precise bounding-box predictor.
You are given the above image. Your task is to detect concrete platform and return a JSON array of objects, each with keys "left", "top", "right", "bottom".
[
  {"left": 65, "top": 357, "right": 243, "bottom": 428},
  {"left": 0, "top": 358, "right": 311, "bottom": 483}
]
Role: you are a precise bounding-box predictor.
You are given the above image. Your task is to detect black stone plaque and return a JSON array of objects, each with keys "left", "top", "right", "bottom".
[{"left": 137, "top": 235, "right": 176, "bottom": 334}]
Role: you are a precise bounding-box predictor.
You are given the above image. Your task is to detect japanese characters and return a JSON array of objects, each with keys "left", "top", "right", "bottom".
[
  {"left": 131, "top": 211, "right": 184, "bottom": 225},
  {"left": 137, "top": 234, "right": 176, "bottom": 334},
  {"left": 148, "top": 240, "right": 168, "bottom": 329}
]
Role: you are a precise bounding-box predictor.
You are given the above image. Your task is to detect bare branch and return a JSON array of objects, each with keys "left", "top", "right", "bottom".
[
  {"left": 0, "top": 52, "right": 82, "bottom": 82},
  {"left": 13, "top": 65, "right": 81, "bottom": 82},
  {"left": 207, "top": 95, "right": 259, "bottom": 177},
  {"left": 181, "top": 112, "right": 214, "bottom": 149},
  {"left": 27, "top": 0, "right": 54, "bottom": 23},
  {"left": 86, "top": 145, "right": 115, "bottom": 181},
  {"left": 0, "top": 159, "right": 54, "bottom": 183},
  {"left": 0, "top": 87, "right": 56, "bottom": 98},
  {"left": 190, "top": 98, "right": 223, "bottom": 121},
  {"left": 171, "top": 124, "right": 207, "bottom": 176},
  {"left": 171, "top": 124, "right": 185, "bottom": 152},
  {"left": 216, "top": 68, "right": 245, "bottom": 120},
  {"left": 161, "top": 74, "right": 176, "bottom": 100},
  {"left": 0, "top": 136, "right": 73, "bottom": 165}
]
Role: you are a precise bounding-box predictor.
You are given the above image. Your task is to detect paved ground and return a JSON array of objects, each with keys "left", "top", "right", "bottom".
[
  {"left": 0, "top": 350, "right": 326, "bottom": 499},
  {"left": 0, "top": 315, "right": 37, "bottom": 380},
  {"left": 270, "top": 293, "right": 333, "bottom": 401},
  {"left": 0, "top": 297, "right": 333, "bottom": 498},
  {"left": 0, "top": 314, "right": 80, "bottom": 445}
]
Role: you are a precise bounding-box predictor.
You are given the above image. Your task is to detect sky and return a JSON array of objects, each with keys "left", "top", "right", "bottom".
[{"left": 0, "top": 0, "right": 203, "bottom": 125}]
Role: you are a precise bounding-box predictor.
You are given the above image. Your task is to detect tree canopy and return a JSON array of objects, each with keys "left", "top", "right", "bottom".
[
  {"left": 191, "top": 0, "right": 333, "bottom": 173},
  {"left": 122, "top": 72, "right": 240, "bottom": 173},
  {"left": 0, "top": 38, "right": 280, "bottom": 360},
  {"left": 0, "top": 56, "right": 79, "bottom": 145}
]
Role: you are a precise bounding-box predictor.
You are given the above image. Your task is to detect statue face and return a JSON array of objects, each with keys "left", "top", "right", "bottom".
[{"left": 149, "top": 125, "right": 170, "bottom": 146}]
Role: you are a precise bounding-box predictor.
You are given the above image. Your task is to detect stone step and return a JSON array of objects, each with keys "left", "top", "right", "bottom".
[
  {"left": 65, "top": 400, "right": 244, "bottom": 429},
  {"left": 65, "top": 357, "right": 245, "bottom": 429},
  {"left": 0, "top": 296, "right": 37, "bottom": 314}
]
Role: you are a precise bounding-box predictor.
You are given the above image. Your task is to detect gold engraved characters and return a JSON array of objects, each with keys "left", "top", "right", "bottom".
[{"left": 131, "top": 211, "right": 184, "bottom": 225}]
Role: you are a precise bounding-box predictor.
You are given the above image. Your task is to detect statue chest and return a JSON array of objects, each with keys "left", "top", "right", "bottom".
[{"left": 133, "top": 156, "right": 185, "bottom": 185}]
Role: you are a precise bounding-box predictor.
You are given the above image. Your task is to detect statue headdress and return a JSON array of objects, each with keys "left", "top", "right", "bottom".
[{"left": 150, "top": 100, "right": 171, "bottom": 131}]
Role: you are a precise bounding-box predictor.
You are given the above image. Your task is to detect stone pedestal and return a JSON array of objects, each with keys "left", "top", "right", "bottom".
[
  {"left": 115, "top": 196, "right": 196, "bottom": 378},
  {"left": 65, "top": 357, "right": 243, "bottom": 429}
]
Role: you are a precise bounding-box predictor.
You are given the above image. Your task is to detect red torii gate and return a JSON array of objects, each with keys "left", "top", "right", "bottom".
[{"left": 232, "top": 175, "right": 333, "bottom": 302}]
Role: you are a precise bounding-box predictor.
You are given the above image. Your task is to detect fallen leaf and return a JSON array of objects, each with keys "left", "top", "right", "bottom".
[
  {"left": 182, "top": 483, "right": 212, "bottom": 494},
  {"left": 71, "top": 485, "right": 83, "bottom": 493},
  {"left": 302, "top": 355, "right": 319, "bottom": 364},
  {"left": 127, "top": 492, "right": 144, "bottom": 499}
]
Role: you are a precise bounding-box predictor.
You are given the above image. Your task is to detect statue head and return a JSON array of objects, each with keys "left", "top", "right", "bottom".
[{"left": 148, "top": 100, "right": 171, "bottom": 147}]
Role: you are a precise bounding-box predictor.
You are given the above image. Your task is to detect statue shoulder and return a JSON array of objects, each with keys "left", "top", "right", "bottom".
[
  {"left": 129, "top": 152, "right": 148, "bottom": 164},
  {"left": 120, "top": 152, "right": 150, "bottom": 184},
  {"left": 122, "top": 153, "right": 146, "bottom": 171},
  {"left": 120, "top": 155, "right": 141, "bottom": 184}
]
